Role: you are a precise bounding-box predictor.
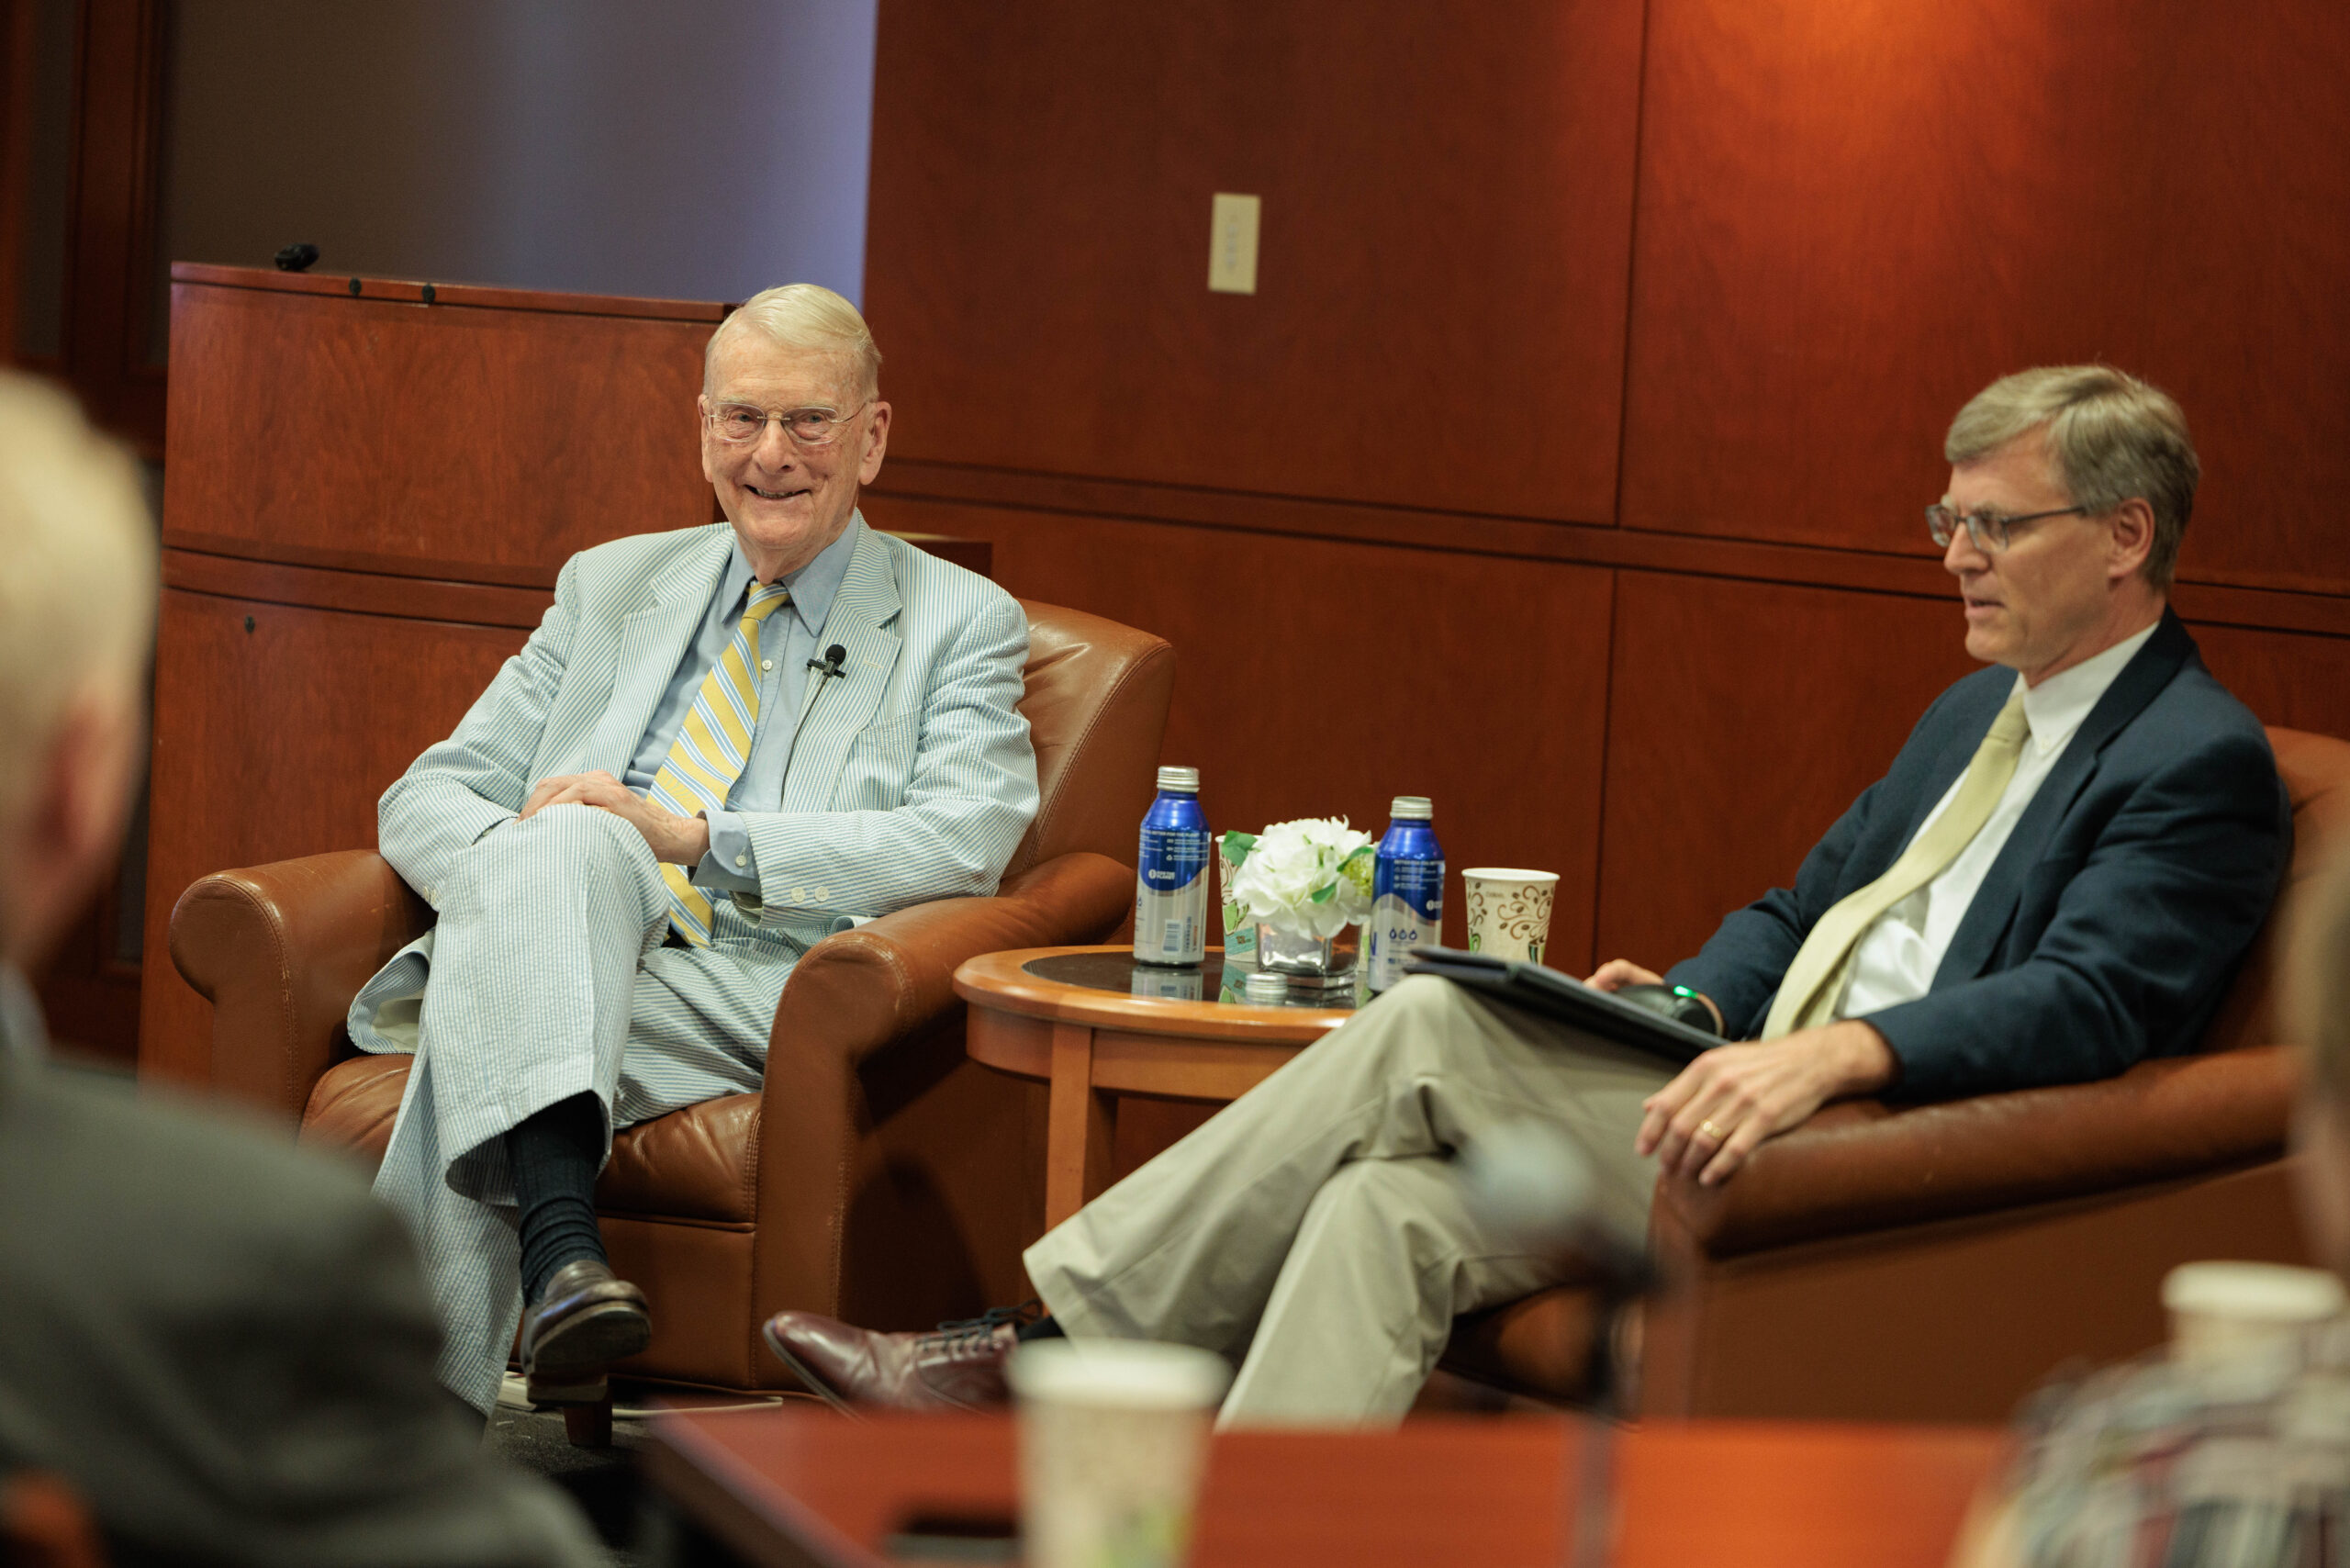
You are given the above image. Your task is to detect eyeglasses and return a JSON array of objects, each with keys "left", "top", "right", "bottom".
[
  {"left": 704, "top": 400, "right": 870, "bottom": 448},
  {"left": 1925, "top": 503, "right": 2088, "bottom": 554}
]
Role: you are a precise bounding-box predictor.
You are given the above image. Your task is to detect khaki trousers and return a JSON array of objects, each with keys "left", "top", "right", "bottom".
[{"left": 1023, "top": 974, "right": 1675, "bottom": 1428}]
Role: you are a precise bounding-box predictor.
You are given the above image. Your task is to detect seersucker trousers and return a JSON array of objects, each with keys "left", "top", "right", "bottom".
[
  {"left": 1023, "top": 975, "right": 1676, "bottom": 1428},
  {"left": 364, "top": 804, "right": 793, "bottom": 1412}
]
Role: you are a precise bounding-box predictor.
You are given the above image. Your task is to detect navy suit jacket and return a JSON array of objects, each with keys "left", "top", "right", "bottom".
[{"left": 1662, "top": 611, "right": 2289, "bottom": 1101}]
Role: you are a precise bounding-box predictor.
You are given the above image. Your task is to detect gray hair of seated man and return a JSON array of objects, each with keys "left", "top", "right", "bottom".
[
  {"left": 1945, "top": 364, "right": 2199, "bottom": 592},
  {"left": 703, "top": 282, "right": 882, "bottom": 403},
  {"left": 0, "top": 372, "right": 156, "bottom": 833}
]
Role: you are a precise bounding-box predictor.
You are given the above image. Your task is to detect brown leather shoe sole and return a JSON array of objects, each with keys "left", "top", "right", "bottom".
[
  {"left": 529, "top": 1298, "right": 652, "bottom": 1375},
  {"left": 761, "top": 1317, "right": 861, "bottom": 1419}
]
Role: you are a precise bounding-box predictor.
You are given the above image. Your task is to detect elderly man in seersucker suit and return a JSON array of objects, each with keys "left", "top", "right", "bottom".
[
  {"left": 0, "top": 373, "right": 603, "bottom": 1564},
  {"left": 346, "top": 285, "right": 1039, "bottom": 1416}
]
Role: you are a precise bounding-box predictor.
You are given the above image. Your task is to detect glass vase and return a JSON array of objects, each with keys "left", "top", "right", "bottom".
[{"left": 1254, "top": 921, "right": 1357, "bottom": 991}]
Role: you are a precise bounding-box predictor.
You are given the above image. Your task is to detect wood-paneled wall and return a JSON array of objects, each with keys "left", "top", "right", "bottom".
[{"left": 857, "top": 0, "right": 2350, "bottom": 977}]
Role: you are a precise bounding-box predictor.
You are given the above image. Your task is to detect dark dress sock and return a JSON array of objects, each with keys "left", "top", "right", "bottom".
[
  {"left": 507, "top": 1092, "right": 609, "bottom": 1304},
  {"left": 1014, "top": 1315, "right": 1065, "bottom": 1343}
]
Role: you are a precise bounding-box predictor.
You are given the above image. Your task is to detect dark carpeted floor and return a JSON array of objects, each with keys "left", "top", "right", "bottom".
[
  {"left": 487, "top": 1400, "right": 651, "bottom": 1565},
  {"left": 485, "top": 1383, "right": 803, "bottom": 1564}
]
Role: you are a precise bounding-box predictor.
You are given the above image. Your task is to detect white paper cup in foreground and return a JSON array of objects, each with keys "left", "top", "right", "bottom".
[
  {"left": 1461, "top": 868, "right": 1561, "bottom": 963},
  {"left": 1008, "top": 1339, "right": 1231, "bottom": 1568},
  {"left": 2163, "top": 1260, "right": 2344, "bottom": 1372}
]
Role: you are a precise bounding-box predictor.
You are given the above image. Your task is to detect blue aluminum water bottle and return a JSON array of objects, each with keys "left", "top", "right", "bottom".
[
  {"left": 1366, "top": 795, "right": 1444, "bottom": 992},
  {"left": 1134, "top": 766, "right": 1210, "bottom": 967}
]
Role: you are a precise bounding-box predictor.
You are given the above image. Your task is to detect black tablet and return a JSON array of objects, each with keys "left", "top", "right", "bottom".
[{"left": 1399, "top": 947, "right": 1721, "bottom": 1065}]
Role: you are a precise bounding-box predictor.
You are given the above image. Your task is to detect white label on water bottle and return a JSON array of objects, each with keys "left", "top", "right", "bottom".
[
  {"left": 1367, "top": 859, "right": 1445, "bottom": 992},
  {"left": 1136, "top": 826, "right": 1209, "bottom": 965}
]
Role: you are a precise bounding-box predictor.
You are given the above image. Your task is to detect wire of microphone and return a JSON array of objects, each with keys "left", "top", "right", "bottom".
[
  {"left": 1457, "top": 1119, "right": 1656, "bottom": 1301},
  {"left": 1457, "top": 1120, "right": 1653, "bottom": 1568},
  {"left": 776, "top": 644, "right": 852, "bottom": 810}
]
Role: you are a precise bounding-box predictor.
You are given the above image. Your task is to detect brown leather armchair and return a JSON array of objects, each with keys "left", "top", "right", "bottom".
[
  {"left": 167, "top": 599, "right": 1174, "bottom": 1409},
  {"left": 1444, "top": 725, "right": 2350, "bottom": 1423}
]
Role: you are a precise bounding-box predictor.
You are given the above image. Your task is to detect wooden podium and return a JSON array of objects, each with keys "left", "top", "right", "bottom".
[{"left": 140, "top": 264, "right": 982, "bottom": 1084}]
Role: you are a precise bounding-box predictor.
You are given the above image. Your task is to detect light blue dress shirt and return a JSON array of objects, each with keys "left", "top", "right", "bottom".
[{"left": 621, "top": 518, "right": 862, "bottom": 897}]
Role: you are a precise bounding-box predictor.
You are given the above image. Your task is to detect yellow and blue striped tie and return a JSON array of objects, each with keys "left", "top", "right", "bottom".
[{"left": 647, "top": 582, "right": 793, "bottom": 946}]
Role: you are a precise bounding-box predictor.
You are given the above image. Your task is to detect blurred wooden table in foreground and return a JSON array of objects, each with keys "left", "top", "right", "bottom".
[{"left": 646, "top": 1406, "right": 2004, "bottom": 1567}]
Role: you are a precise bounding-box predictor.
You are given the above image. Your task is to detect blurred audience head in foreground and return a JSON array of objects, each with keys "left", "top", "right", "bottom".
[
  {"left": 0, "top": 372, "right": 154, "bottom": 969},
  {"left": 0, "top": 368, "right": 602, "bottom": 1568}
]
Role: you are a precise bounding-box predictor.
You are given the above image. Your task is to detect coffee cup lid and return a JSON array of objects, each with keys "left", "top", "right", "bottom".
[
  {"left": 2163, "top": 1261, "right": 2346, "bottom": 1323},
  {"left": 1007, "top": 1339, "right": 1232, "bottom": 1409}
]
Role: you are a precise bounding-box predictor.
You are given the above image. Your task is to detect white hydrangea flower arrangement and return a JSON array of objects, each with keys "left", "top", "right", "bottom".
[{"left": 1223, "top": 816, "right": 1376, "bottom": 940}]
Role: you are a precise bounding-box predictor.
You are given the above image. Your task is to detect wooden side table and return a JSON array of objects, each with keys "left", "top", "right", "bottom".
[{"left": 954, "top": 946, "right": 1355, "bottom": 1226}]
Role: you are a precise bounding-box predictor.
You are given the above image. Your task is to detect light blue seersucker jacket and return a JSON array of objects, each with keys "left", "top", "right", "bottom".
[{"left": 374, "top": 514, "right": 1039, "bottom": 960}]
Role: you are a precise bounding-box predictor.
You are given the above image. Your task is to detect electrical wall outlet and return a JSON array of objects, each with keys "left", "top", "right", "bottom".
[{"left": 1208, "top": 193, "right": 1260, "bottom": 295}]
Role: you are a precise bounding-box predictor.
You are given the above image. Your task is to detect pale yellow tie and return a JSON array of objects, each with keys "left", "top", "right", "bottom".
[
  {"left": 646, "top": 583, "right": 792, "bottom": 946},
  {"left": 1760, "top": 687, "right": 2031, "bottom": 1038}
]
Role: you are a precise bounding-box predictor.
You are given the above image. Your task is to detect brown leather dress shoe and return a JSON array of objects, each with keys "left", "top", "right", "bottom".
[
  {"left": 520, "top": 1259, "right": 652, "bottom": 1404},
  {"left": 762, "top": 1305, "right": 1035, "bottom": 1415}
]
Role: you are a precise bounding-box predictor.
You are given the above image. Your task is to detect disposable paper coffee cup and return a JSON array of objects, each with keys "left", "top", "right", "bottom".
[
  {"left": 2163, "top": 1260, "right": 2345, "bottom": 1372},
  {"left": 1461, "top": 868, "right": 1561, "bottom": 964},
  {"left": 1008, "top": 1339, "right": 1231, "bottom": 1568}
]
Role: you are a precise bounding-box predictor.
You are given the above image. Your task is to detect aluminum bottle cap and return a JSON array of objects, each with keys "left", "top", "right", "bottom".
[
  {"left": 1157, "top": 766, "right": 1201, "bottom": 793},
  {"left": 1389, "top": 796, "right": 1433, "bottom": 820}
]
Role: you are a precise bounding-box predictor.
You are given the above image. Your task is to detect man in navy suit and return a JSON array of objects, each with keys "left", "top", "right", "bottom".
[{"left": 767, "top": 364, "right": 2290, "bottom": 1427}]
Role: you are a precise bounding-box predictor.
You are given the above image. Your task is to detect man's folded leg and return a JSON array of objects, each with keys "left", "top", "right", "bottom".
[
  {"left": 369, "top": 804, "right": 782, "bottom": 1411},
  {"left": 766, "top": 975, "right": 1671, "bottom": 1417},
  {"left": 371, "top": 805, "right": 669, "bottom": 1408},
  {"left": 1214, "top": 1153, "right": 1561, "bottom": 1428},
  {"left": 1025, "top": 975, "right": 1669, "bottom": 1371}
]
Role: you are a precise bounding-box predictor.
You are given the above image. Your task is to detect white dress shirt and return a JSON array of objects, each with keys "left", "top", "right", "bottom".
[{"left": 1834, "top": 623, "right": 2158, "bottom": 1020}]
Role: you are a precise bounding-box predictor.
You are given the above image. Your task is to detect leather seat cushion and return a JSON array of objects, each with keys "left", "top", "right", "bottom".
[{"left": 300, "top": 1055, "right": 760, "bottom": 1225}]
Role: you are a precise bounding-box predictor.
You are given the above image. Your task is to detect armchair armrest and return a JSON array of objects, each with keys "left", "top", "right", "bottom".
[
  {"left": 748, "top": 849, "right": 1132, "bottom": 1316},
  {"left": 168, "top": 850, "right": 431, "bottom": 1124},
  {"left": 1658, "top": 1046, "right": 2297, "bottom": 1259},
  {"left": 761, "top": 850, "right": 1133, "bottom": 1073}
]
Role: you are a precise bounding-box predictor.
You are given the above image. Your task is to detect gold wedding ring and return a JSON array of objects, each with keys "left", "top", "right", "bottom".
[{"left": 1697, "top": 1119, "right": 1726, "bottom": 1142}]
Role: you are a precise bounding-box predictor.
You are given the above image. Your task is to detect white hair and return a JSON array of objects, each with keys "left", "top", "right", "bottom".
[
  {"left": 0, "top": 373, "right": 156, "bottom": 826},
  {"left": 704, "top": 283, "right": 881, "bottom": 402}
]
